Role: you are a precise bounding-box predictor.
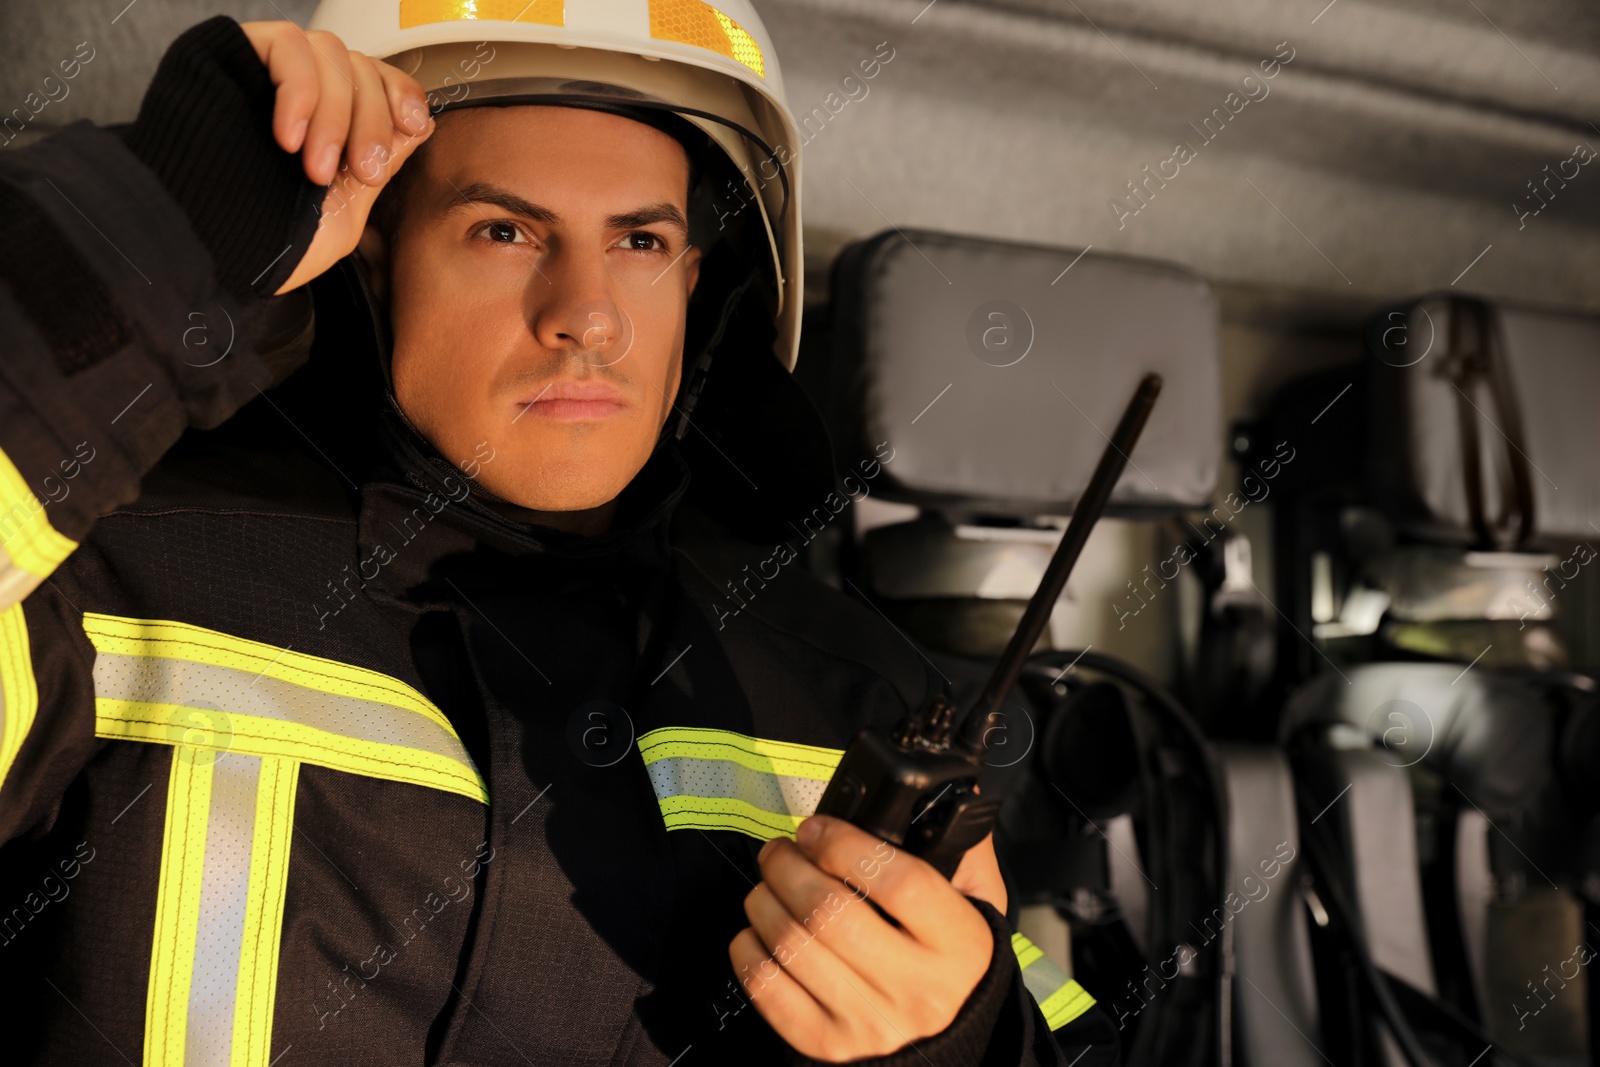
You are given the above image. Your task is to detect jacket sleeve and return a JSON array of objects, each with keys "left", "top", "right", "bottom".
[
  {"left": 778, "top": 897, "right": 1119, "bottom": 1067},
  {"left": 0, "top": 16, "right": 322, "bottom": 842}
]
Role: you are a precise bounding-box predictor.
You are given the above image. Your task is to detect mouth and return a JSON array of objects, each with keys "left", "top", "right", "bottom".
[{"left": 512, "top": 380, "right": 628, "bottom": 423}]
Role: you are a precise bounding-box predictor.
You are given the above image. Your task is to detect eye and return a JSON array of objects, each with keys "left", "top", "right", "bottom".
[
  {"left": 472, "top": 221, "right": 528, "bottom": 244},
  {"left": 618, "top": 231, "right": 669, "bottom": 253}
]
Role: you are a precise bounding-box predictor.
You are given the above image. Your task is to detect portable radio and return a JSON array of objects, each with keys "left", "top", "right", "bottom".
[{"left": 815, "top": 374, "right": 1164, "bottom": 877}]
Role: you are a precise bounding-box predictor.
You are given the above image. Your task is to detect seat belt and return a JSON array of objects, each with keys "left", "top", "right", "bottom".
[
  {"left": 1438, "top": 297, "right": 1535, "bottom": 550},
  {"left": 1295, "top": 776, "right": 1544, "bottom": 1067},
  {"left": 1379, "top": 969, "right": 1542, "bottom": 1067}
]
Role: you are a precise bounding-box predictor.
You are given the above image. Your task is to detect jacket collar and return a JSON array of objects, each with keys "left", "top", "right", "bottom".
[
  {"left": 301, "top": 250, "right": 836, "bottom": 600},
  {"left": 312, "top": 253, "right": 689, "bottom": 608},
  {"left": 352, "top": 391, "right": 690, "bottom": 610}
]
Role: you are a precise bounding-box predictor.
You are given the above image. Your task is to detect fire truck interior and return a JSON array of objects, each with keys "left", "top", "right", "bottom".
[{"left": 4, "top": 1, "right": 1598, "bottom": 1065}]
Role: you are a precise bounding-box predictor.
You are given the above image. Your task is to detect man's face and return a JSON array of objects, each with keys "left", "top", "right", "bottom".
[{"left": 380, "top": 105, "right": 701, "bottom": 516}]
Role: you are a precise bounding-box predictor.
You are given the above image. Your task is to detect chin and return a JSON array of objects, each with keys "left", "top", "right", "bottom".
[{"left": 486, "top": 437, "right": 642, "bottom": 512}]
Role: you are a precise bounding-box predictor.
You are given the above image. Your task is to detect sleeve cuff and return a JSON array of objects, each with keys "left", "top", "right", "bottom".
[
  {"left": 119, "top": 15, "right": 322, "bottom": 300},
  {"left": 778, "top": 896, "right": 1021, "bottom": 1067}
]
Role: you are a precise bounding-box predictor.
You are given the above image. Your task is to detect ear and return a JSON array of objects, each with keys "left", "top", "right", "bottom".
[
  {"left": 357, "top": 223, "right": 390, "bottom": 303},
  {"left": 684, "top": 244, "right": 703, "bottom": 298}
]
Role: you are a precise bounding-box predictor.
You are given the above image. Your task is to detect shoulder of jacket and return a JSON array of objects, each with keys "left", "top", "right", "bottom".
[
  {"left": 668, "top": 502, "right": 931, "bottom": 713},
  {"left": 116, "top": 397, "right": 358, "bottom": 525}
]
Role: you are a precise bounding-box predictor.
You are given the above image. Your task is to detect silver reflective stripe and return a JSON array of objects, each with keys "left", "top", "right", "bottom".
[
  {"left": 645, "top": 755, "right": 828, "bottom": 818},
  {"left": 85, "top": 613, "right": 473, "bottom": 1067},
  {"left": 1012, "top": 933, "right": 1096, "bottom": 1030},
  {"left": 146, "top": 747, "right": 298, "bottom": 1067},
  {"left": 1020, "top": 955, "right": 1069, "bottom": 1005},
  {"left": 187, "top": 751, "right": 259, "bottom": 1066},
  {"left": 94, "top": 652, "right": 469, "bottom": 765}
]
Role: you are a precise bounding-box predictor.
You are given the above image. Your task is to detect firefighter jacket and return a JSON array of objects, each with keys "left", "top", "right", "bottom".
[{"left": 0, "top": 16, "right": 1114, "bottom": 1067}]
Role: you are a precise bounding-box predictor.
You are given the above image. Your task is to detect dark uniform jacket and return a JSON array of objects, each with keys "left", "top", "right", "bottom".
[{"left": 0, "top": 17, "right": 1114, "bottom": 1067}]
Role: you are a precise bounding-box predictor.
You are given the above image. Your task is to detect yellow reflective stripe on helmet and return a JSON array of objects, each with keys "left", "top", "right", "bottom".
[
  {"left": 0, "top": 603, "right": 38, "bottom": 794},
  {"left": 638, "top": 726, "right": 843, "bottom": 841},
  {"left": 1011, "top": 932, "right": 1096, "bottom": 1030},
  {"left": 399, "top": 0, "right": 564, "bottom": 28},
  {"left": 649, "top": 0, "right": 764, "bottom": 78},
  {"left": 145, "top": 747, "right": 298, "bottom": 1067},
  {"left": 0, "top": 446, "right": 77, "bottom": 598},
  {"left": 85, "top": 613, "right": 487, "bottom": 804}
]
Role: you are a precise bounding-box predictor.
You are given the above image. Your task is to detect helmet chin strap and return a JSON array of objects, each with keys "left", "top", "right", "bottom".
[{"left": 654, "top": 270, "right": 756, "bottom": 454}]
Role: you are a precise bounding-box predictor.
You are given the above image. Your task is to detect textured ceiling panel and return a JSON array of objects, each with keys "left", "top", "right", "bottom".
[{"left": 755, "top": 0, "right": 1600, "bottom": 309}]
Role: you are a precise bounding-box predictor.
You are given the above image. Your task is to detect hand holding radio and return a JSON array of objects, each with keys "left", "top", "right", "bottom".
[{"left": 729, "top": 812, "right": 1004, "bottom": 1060}]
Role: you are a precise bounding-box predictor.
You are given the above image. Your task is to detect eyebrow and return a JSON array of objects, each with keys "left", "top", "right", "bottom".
[{"left": 444, "top": 181, "right": 688, "bottom": 232}]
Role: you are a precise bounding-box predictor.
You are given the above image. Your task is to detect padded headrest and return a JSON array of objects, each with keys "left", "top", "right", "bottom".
[{"left": 828, "top": 229, "right": 1221, "bottom": 518}]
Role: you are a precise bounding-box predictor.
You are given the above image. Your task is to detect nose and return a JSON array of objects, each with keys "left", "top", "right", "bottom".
[{"left": 528, "top": 243, "right": 634, "bottom": 367}]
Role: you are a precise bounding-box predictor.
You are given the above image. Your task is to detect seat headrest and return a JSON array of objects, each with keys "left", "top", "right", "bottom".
[{"left": 827, "top": 229, "right": 1221, "bottom": 519}]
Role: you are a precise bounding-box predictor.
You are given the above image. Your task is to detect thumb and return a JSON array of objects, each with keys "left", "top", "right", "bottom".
[{"left": 950, "top": 833, "right": 1008, "bottom": 915}]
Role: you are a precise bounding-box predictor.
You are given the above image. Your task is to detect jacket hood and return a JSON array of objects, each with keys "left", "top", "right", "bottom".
[{"left": 286, "top": 251, "right": 838, "bottom": 557}]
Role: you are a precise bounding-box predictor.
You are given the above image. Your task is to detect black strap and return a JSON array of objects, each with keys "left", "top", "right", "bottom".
[
  {"left": 1440, "top": 297, "right": 1535, "bottom": 549},
  {"left": 1380, "top": 968, "right": 1541, "bottom": 1067},
  {"left": 1296, "top": 777, "right": 1545, "bottom": 1067},
  {"left": 660, "top": 271, "right": 757, "bottom": 448},
  {"left": 1024, "top": 650, "right": 1233, "bottom": 1067},
  {"left": 1295, "top": 803, "right": 1439, "bottom": 1067}
]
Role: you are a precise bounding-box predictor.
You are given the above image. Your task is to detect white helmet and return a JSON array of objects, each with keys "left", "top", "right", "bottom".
[{"left": 309, "top": 0, "right": 804, "bottom": 372}]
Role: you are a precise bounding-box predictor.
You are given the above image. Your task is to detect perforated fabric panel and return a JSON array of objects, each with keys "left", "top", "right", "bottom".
[
  {"left": 186, "top": 750, "right": 260, "bottom": 1065},
  {"left": 645, "top": 754, "right": 827, "bottom": 817},
  {"left": 93, "top": 653, "right": 470, "bottom": 763}
]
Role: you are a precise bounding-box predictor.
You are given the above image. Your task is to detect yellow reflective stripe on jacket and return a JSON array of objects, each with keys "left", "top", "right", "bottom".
[
  {"left": 0, "top": 603, "right": 38, "bottom": 794},
  {"left": 85, "top": 613, "right": 484, "bottom": 1066},
  {"left": 0, "top": 446, "right": 77, "bottom": 605},
  {"left": 84, "top": 613, "right": 487, "bottom": 804},
  {"left": 145, "top": 747, "right": 298, "bottom": 1067},
  {"left": 637, "top": 726, "right": 843, "bottom": 838},
  {"left": 1012, "top": 932, "right": 1096, "bottom": 1030},
  {"left": 642, "top": 727, "right": 1097, "bottom": 1013},
  {"left": 234, "top": 756, "right": 297, "bottom": 1067}
]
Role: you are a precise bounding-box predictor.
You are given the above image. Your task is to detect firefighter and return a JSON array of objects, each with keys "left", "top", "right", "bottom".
[{"left": 0, "top": 1, "right": 1115, "bottom": 1063}]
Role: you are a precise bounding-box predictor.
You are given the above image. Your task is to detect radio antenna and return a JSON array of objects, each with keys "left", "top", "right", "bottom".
[{"left": 959, "top": 373, "right": 1164, "bottom": 754}]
